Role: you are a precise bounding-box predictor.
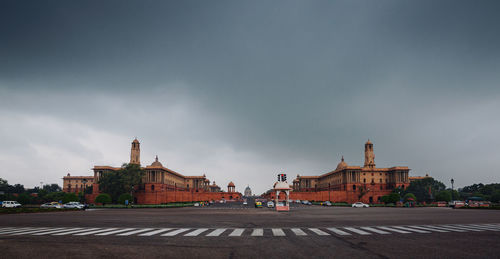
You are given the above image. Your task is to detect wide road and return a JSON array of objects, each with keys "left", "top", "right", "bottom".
[{"left": 1, "top": 202, "right": 499, "bottom": 258}]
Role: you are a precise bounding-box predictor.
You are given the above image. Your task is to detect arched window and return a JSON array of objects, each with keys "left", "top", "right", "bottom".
[
  {"left": 353, "top": 185, "right": 356, "bottom": 190},
  {"left": 151, "top": 185, "right": 155, "bottom": 191},
  {"left": 363, "top": 178, "right": 366, "bottom": 183}
]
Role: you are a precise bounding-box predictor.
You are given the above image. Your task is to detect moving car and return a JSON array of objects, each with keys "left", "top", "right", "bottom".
[
  {"left": 243, "top": 200, "right": 248, "bottom": 205},
  {"left": 295, "top": 200, "right": 301, "bottom": 203},
  {"left": 322, "top": 201, "right": 332, "bottom": 206},
  {"left": 40, "top": 202, "right": 63, "bottom": 209},
  {"left": 1, "top": 201, "right": 22, "bottom": 208},
  {"left": 194, "top": 202, "right": 200, "bottom": 207},
  {"left": 255, "top": 201, "right": 262, "bottom": 208},
  {"left": 267, "top": 201, "right": 274, "bottom": 208},
  {"left": 63, "top": 202, "right": 85, "bottom": 209},
  {"left": 302, "top": 200, "right": 312, "bottom": 205},
  {"left": 352, "top": 202, "right": 369, "bottom": 208}
]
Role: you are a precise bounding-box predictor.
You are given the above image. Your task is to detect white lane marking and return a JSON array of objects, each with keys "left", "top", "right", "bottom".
[
  {"left": 271, "top": 228, "right": 286, "bottom": 236},
  {"left": 422, "top": 225, "right": 467, "bottom": 232},
  {"left": 96, "top": 228, "right": 138, "bottom": 236},
  {"left": 53, "top": 228, "right": 101, "bottom": 236},
  {"left": 442, "top": 225, "right": 482, "bottom": 232},
  {"left": 344, "top": 227, "right": 371, "bottom": 235},
  {"left": 0, "top": 228, "right": 36, "bottom": 235},
  {"left": 228, "top": 228, "right": 245, "bottom": 237},
  {"left": 161, "top": 228, "right": 190, "bottom": 236},
  {"left": 10, "top": 228, "right": 56, "bottom": 235},
  {"left": 466, "top": 224, "right": 500, "bottom": 231},
  {"left": 327, "top": 227, "right": 352, "bottom": 236},
  {"left": 308, "top": 228, "right": 330, "bottom": 236},
  {"left": 138, "top": 228, "right": 172, "bottom": 236},
  {"left": 32, "top": 228, "right": 83, "bottom": 235},
  {"left": 360, "top": 227, "right": 390, "bottom": 234},
  {"left": 376, "top": 226, "right": 411, "bottom": 234},
  {"left": 206, "top": 228, "right": 227, "bottom": 236},
  {"left": 74, "top": 228, "right": 118, "bottom": 236},
  {"left": 116, "top": 228, "right": 154, "bottom": 236},
  {"left": 251, "top": 228, "right": 263, "bottom": 236},
  {"left": 409, "top": 226, "right": 449, "bottom": 233},
  {"left": 291, "top": 228, "right": 307, "bottom": 236},
  {"left": 392, "top": 226, "right": 430, "bottom": 233},
  {"left": 184, "top": 228, "right": 209, "bottom": 237}
]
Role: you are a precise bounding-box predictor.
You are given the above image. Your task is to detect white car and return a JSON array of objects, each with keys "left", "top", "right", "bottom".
[
  {"left": 194, "top": 202, "right": 200, "bottom": 207},
  {"left": 243, "top": 200, "right": 248, "bottom": 205},
  {"left": 267, "top": 201, "right": 274, "bottom": 208},
  {"left": 40, "top": 202, "right": 63, "bottom": 209},
  {"left": 63, "top": 202, "right": 84, "bottom": 209},
  {"left": 1, "top": 201, "right": 22, "bottom": 208},
  {"left": 352, "top": 202, "right": 369, "bottom": 208}
]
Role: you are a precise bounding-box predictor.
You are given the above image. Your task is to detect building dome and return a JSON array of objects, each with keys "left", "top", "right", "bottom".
[
  {"left": 151, "top": 155, "right": 163, "bottom": 167},
  {"left": 132, "top": 138, "right": 140, "bottom": 143},
  {"left": 336, "top": 156, "right": 348, "bottom": 170},
  {"left": 244, "top": 185, "right": 252, "bottom": 196},
  {"left": 366, "top": 139, "right": 372, "bottom": 145},
  {"left": 228, "top": 181, "right": 235, "bottom": 187}
]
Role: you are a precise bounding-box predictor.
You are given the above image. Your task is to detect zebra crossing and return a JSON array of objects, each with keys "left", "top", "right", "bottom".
[{"left": 0, "top": 223, "right": 498, "bottom": 238}]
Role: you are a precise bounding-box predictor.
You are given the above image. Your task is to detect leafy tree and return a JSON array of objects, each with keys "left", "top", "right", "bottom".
[
  {"left": 8, "top": 184, "right": 25, "bottom": 194},
  {"left": 403, "top": 193, "right": 417, "bottom": 202},
  {"left": 403, "top": 177, "right": 445, "bottom": 203},
  {"left": 0, "top": 178, "right": 8, "bottom": 193},
  {"left": 43, "top": 184, "right": 62, "bottom": 193},
  {"left": 98, "top": 163, "right": 144, "bottom": 202},
  {"left": 436, "top": 190, "right": 452, "bottom": 202},
  {"left": 16, "top": 193, "right": 32, "bottom": 205},
  {"left": 95, "top": 193, "right": 112, "bottom": 205},
  {"left": 62, "top": 193, "right": 79, "bottom": 203},
  {"left": 45, "top": 192, "right": 66, "bottom": 203},
  {"left": 381, "top": 193, "right": 400, "bottom": 204},
  {"left": 118, "top": 193, "right": 132, "bottom": 205},
  {"left": 491, "top": 191, "right": 500, "bottom": 203}
]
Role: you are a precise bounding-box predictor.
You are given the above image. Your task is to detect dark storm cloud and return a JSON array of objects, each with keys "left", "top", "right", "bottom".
[{"left": 1, "top": 1, "right": 499, "bottom": 193}]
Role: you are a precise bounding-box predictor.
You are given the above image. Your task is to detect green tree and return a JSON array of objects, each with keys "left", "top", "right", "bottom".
[
  {"left": 0, "top": 178, "right": 9, "bottom": 193},
  {"left": 95, "top": 193, "right": 112, "bottom": 205},
  {"left": 436, "top": 190, "right": 452, "bottom": 202},
  {"left": 491, "top": 191, "right": 500, "bottom": 203},
  {"left": 98, "top": 163, "right": 144, "bottom": 202},
  {"left": 62, "top": 193, "right": 79, "bottom": 203},
  {"left": 118, "top": 193, "right": 132, "bottom": 205},
  {"left": 8, "top": 184, "right": 25, "bottom": 194},
  {"left": 45, "top": 192, "right": 65, "bottom": 203},
  {"left": 403, "top": 177, "right": 445, "bottom": 203},
  {"left": 16, "top": 193, "right": 32, "bottom": 205},
  {"left": 403, "top": 193, "right": 417, "bottom": 202},
  {"left": 381, "top": 193, "right": 400, "bottom": 204},
  {"left": 43, "top": 184, "right": 62, "bottom": 193}
]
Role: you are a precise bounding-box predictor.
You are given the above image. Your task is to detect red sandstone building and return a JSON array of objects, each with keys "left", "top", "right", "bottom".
[
  {"left": 65, "top": 138, "right": 241, "bottom": 204},
  {"left": 266, "top": 140, "right": 410, "bottom": 204}
]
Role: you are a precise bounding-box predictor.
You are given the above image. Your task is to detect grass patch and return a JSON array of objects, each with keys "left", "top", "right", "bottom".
[
  {"left": 0, "top": 208, "right": 80, "bottom": 214},
  {"left": 89, "top": 202, "right": 196, "bottom": 209}
]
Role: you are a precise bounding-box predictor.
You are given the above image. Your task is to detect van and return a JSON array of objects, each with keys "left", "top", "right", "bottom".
[{"left": 2, "top": 201, "right": 22, "bottom": 208}]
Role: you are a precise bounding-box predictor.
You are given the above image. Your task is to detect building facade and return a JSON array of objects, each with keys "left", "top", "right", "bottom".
[
  {"left": 244, "top": 186, "right": 252, "bottom": 197},
  {"left": 67, "top": 138, "right": 241, "bottom": 204},
  {"left": 62, "top": 174, "right": 94, "bottom": 193},
  {"left": 268, "top": 140, "right": 410, "bottom": 204}
]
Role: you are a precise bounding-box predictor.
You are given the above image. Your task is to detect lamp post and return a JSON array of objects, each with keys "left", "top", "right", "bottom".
[
  {"left": 450, "top": 178, "right": 454, "bottom": 191},
  {"left": 82, "top": 179, "right": 88, "bottom": 203},
  {"left": 130, "top": 185, "right": 134, "bottom": 205}
]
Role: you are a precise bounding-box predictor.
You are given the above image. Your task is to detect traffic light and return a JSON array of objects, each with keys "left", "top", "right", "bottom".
[
  {"left": 278, "top": 174, "right": 280, "bottom": 181},
  {"left": 283, "top": 174, "right": 287, "bottom": 181}
]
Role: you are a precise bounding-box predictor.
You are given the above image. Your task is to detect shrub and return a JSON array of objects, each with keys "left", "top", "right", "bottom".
[
  {"left": 62, "top": 193, "right": 79, "bottom": 203},
  {"left": 16, "top": 193, "right": 32, "bottom": 205},
  {"left": 95, "top": 193, "right": 112, "bottom": 205},
  {"left": 118, "top": 193, "right": 133, "bottom": 205},
  {"left": 403, "top": 193, "right": 417, "bottom": 202}
]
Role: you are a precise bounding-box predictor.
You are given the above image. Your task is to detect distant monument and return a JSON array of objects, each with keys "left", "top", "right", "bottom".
[{"left": 244, "top": 185, "right": 252, "bottom": 197}]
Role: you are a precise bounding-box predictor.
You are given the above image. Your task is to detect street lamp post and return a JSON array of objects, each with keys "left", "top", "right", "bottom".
[
  {"left": 82, "top": 179, "right": 88, "bottom": 203},
  {"left": 130, "top": 185, "right": 134, "bottom": 206},
  {"left": 451, "top": 178, "right": 454, "bottom": 191}
]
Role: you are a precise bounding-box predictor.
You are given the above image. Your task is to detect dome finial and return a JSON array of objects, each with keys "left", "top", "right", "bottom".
[
  {"left": 155, "top": 155, "right": 158, "bottom": 162},
  {"left": 341, "top": 155, "right": 344, "bottom": 162}
]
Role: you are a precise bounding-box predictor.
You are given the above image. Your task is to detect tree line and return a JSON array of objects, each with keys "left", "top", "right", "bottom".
[{"left": 0, "top": 178, "right": 85, "bottom": 205}]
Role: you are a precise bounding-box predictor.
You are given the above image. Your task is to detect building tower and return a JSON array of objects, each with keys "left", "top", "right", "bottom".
[
  {"left": 130, "top": 138, "right": 141, "bottom": 165},
  {"left": 364, "top": 139, "right": 375, "bottom": 168}
]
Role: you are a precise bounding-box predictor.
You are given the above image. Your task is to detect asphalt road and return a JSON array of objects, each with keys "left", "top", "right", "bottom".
[{"left": 1, "top": 201, "right": 499, "bottom": 259}]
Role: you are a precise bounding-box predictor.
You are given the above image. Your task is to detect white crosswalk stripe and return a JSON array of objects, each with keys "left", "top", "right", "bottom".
[
  {"left": 206, "top": 228, "right": 227, "bottom": 236},
  {"left": 422, "top": 225, "right": 467, "bottom": 232},
  {"left": 32, "top": 228, "right": 83, "bottom": 235},
  {"left": 138, "top": 228, "right": 173, "bottom": 236},
  {"left": 53, "top": 228, "right": 101, "bottom": 235},
  {"left": 161, "top": 228, "right": 190, "bottom": 236},
  {"left": 344, "top": 227, "right": 371, "bottom": 235},
  {"left": 392, "top": 226, "right": 430, "bottom": 233},
  {"left": 360, "top": 227, "right": 390, "bottom": 234},
  {"left": 251, "top": 228, "right": 263, "bottom": 236},
  {"left": 74, "top": 228, "right": 119, "bottom": 236},
  {"left": 327, "top": 227, "right": 352, "bottom": 235},
  {"left": 10, "top": 228, "right": 55, "bottom": 235},
  {"left": 465, "top": 224, "right": 500, "bottom": 231},
  {"left": 184, "top": 228, "right": 209, "bottom": 236},
  {"left": 442, "top": 225, "right": 483, "bottom": 232},
  {"left": 271, "top": 228, "right": 286, "bottom": 236},
  {"left": 0, "top": 227, "right": 36, "bottom": 235},
  {"left": 409, "top": 226, "right": 449, "bottom": 233},
  {"left": 98, "top": 228, "right": 140, "bottom": 236},
  {"left": 229, "top": 228, "right": 245, "bottom": 237},
  {"left": 117, "top": 228, "right": 152, "bottom": 236},
  {"left": 308, "top": 228, "right": 330, "bottom": 236},
  {"left": 376, "top": 226, "right": 411, "bottom": 234},
  {"left": 291, "top": 228, "right": 307, "bottom": 236}
]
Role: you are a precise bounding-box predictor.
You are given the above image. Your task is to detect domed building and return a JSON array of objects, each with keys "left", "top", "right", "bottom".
[{"left": 244, "top": 185, "right": 252, "bottom": 197}]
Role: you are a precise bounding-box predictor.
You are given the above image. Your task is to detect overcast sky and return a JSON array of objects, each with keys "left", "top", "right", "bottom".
[{"left": 1, "top": 1, "right": 499, "bottom": 194}]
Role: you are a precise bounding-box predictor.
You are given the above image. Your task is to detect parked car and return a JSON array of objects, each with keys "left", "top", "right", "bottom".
[
  {"left": 255, "top": 201, "right": 262, "bottom": 208},
  {"left": 352, "top": 202, "right": 369, "bottom": 208},
  {"left": 243, "top": 200, "right": 248, "bottom": 205},
  {"left": 322, "top": 201, "right": 332, "bottom": 206},
  {"left": 40, "top": 202, "right": 63, "bottom": 209},
  {"left": 267, "top": 201, "right": 274, "bottom": 208},
  {"left": 277, "top": 202, "right": 284, "bottom": 207},
  {"left": 1, "top": 201, "right": 22, "bottom": 208},
  {"left": 302, "top": 200, "right": 312, "bottom": 205},
  {"left": 194, "top": 202, "right": 200, "bottom": 207},
  {"left": 295, "top": 200, "right": 301, "bottom": 203},
  {"left": 63, "top": 202, "right": 84, "bottom": 209}
]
